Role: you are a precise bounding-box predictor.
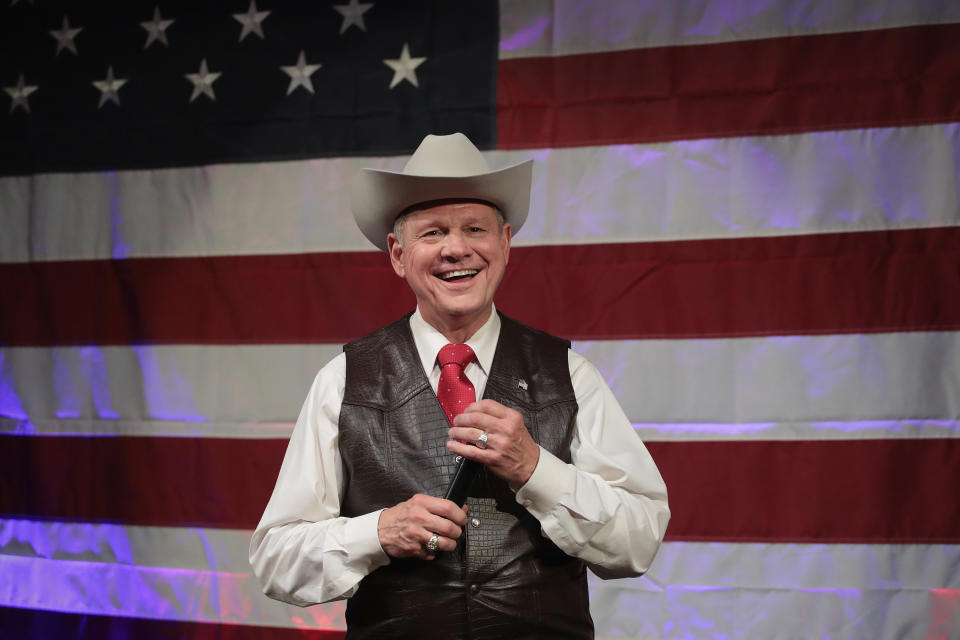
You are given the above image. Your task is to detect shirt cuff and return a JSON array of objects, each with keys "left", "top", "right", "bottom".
[
  {"left": 338, "top": 509, "right": 390, "bottom": 568},
  {"left": 514, "top": 446, "right": 575, "bottom": 518}
]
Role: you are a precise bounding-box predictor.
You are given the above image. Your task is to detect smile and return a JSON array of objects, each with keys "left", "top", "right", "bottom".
[{"left": 436, "top": 269, "right": 478, "bottom": 281}]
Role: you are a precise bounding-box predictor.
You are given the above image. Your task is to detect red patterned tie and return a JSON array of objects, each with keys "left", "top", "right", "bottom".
[{"left": 436, "top": 343, "right": 476, "bottom": 425}]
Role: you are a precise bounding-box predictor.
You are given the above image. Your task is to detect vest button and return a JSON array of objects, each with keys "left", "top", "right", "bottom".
[
  {"left": 470, "top": 518, "right": 480, "bottom": 528},
  {"left": 455, "top": 455, "right": 463, "bottom": 463},
  {"left": 469, "top": 584, "right": 479, "bottom": 594}
]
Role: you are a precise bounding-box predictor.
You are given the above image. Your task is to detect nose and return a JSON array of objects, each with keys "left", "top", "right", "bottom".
[{"left": 440, "top": 230, "right": 471, "bottom": 260}]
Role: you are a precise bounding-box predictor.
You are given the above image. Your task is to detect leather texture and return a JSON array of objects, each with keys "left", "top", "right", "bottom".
[{"left": 339, "top": 312, "right": 593, "bottom": 639}]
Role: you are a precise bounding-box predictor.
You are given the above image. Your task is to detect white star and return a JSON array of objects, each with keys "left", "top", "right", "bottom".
[
  {"left": 332, "top": 0, "right": 373, "bottom": 34},
  {"left": 383, "top": 43, "right": 426, "bottom": 89},
  {"left": 92, "top": 66, "right": 128, "bottom": 109},
  {"left": 233, "top": 0, "right": 270, "bottom": 42},
  {"left": 185, "top": 58, "right": 221, "bottom": 102},
  {"left": 140, "top": 6, "right": 175, "bottom": 49},
  {"left": 4, "top": 74, "right": 38, "bottom": 114},
  {"left": 280, "top": 50, "right": 322, "bottom": 95},
  {"left": 49, "top": 15, "right": 83, "bottom": 56}
]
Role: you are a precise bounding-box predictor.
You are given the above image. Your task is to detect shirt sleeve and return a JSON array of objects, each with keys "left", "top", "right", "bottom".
[
  {"left": 513, "top": 350, "right": 670, "bottom": 579},
  {"left": 248, "top": 353, "right": 390, "bottom": 606}
]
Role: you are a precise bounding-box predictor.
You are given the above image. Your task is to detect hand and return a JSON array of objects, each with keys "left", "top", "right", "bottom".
[
  {"left": 377, "top": 494, "right": 468, "bottom": 559},
  {"left": 447, "top": 399, "right": 540, "bottom": 487}
]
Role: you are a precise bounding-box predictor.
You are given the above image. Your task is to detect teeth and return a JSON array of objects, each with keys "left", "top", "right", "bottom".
[{"left": 438, "top": 269, "right": 478, "bottom": 280}]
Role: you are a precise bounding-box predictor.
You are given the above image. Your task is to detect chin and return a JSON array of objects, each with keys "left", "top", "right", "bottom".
[
  {"left": 439, "top": 299, "right": 487, "bottom": 319},
  {"left": 441, "top": 305, "right": 478, "bottom": 318}
]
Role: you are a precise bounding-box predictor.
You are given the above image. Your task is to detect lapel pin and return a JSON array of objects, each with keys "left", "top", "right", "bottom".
[{"left": 518, "top": 379, "right": 528, "bottom": 391}]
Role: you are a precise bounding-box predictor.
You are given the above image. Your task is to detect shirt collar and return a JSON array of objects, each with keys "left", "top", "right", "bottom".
[{"left": 409, "top": 305, "right": 500, "bottom": 376}]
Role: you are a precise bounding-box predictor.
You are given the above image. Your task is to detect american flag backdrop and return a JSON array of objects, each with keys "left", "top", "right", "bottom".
[{"left": 2, "top": 0, "right": 960, "bottom": 638}]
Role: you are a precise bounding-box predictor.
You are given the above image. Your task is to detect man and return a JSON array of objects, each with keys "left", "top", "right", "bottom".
[{"left": 250, "top": 133, "right": 669, "bottom": 638}]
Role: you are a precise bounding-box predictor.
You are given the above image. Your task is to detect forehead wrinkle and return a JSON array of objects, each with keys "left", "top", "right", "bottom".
[
  {"left": 393, "top": 202, "right": 504, "bottom": 248},
  {"left": 410, "top": 203, "right": 494, "bottom": 222}
]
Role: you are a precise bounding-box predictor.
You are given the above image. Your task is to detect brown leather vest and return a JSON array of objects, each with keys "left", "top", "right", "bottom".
[{"left": 339, "top": 312, "right": 594, "bottom": 639}]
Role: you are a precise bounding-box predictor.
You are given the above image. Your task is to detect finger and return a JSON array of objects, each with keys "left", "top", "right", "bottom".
[
  {"left": 421, "top": 533, "right": 458, "bottom": 556},
  {"left": 423, "top": 513, "right": 464, "bottom": 540},
  {"left": 452, "top": 410, "right": 501, "bottom": 431},
  {"left": 437, "top": 535, "right": 458, "bottom": 552},
  {"left": 414, "top": 494, "right": 460, "bottom": 516},
  {"left": 420, "top": 531, "right": 439, "bottom": 558},
  {"left": 446, "top": 438, "right": 494, "bottom": 465},
  {"left": 462, "top": 399, "right": 511, "bottom": 418},
  {"left": 422, "top": 497, "right": 469, "bottom": 527},
  {"left": 448, "top": 426, "right": 488, "bottom": 444}
]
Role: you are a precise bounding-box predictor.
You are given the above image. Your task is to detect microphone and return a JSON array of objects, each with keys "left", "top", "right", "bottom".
[{"left": 444, "top": 456, "right": 478, "bottom": 506}]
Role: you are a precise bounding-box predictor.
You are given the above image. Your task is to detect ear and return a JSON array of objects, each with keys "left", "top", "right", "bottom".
[
  {"left": 387, "top": 233, "right": 406, "bottom": 278},
  {"left": 501, "top": 222, "right": 512, "bottom": 265}
]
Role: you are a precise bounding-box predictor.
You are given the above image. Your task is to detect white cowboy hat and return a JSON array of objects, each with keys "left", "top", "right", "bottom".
[{"left": 350, "top": 132, "right": 532, "bottom": 251}]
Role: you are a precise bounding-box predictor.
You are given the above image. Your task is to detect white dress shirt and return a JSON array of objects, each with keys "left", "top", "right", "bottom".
[{"left": 249, "top": 307, "right": 670, "bottom": 607}]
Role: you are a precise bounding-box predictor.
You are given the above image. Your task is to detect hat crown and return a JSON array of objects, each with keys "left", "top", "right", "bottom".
[
  {"left": 402, "top": 133, "right": 490, "bottom": 177},
  {"left": 350, "top": 131, "right": 531, "bottom": 252}
]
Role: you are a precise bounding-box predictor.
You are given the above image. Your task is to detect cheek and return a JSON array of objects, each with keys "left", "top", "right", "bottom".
[{"left": 405, "top": 254, "right": 433, "bottom": 283}]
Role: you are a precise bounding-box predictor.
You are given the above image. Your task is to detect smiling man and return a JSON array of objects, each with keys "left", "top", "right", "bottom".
[
  {"left": 250, "top": 133, "right": 670, "bottom": 639},
  {"left": 388, "top": 200, "right": 510, "bottom": 343}
]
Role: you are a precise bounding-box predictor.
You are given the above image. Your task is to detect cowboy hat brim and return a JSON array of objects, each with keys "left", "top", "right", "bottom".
[{"left": 350, "top": 159, "right": 532, "bottom": 252}]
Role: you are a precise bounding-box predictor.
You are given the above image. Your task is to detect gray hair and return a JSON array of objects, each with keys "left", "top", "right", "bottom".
[{"left": 392, "top": 202, "right": 505, "bottom": 247}]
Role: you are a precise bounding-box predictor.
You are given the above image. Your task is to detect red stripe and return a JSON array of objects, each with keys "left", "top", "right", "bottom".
[
  {"left": 0, "top": 607, "right": 344, "bottom": 640},
  {"left": 1, "top": 435, "right": 284, "bottom": 529},
  {"left": 2, "top": 227, "right": 958, "bottom": 345},
  {"left": 497, "top": 23, "right": 960, "bottom": 149},
  {"left": 650, "top": 439, "right": 960, "bottom": 543},
  {"left": 2, "top": 435, "right": 958, "bottom": 542}
]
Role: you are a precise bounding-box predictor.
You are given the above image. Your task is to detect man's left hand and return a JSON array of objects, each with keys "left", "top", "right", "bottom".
[{"left": 447, "top": 399, "right": 540, "bottom": 488}]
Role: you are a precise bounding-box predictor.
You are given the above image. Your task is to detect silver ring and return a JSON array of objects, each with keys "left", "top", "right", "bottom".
[
  {"left": 476, "top": 431, "right": 488, "bottom": 450},
  {"left": 426, "top": 533, "right": 440, "bottom": 552}
]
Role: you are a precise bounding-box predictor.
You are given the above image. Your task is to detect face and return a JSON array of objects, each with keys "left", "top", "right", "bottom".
[{"left": 387, "top": 201, "right": 511, "bottom": 336}]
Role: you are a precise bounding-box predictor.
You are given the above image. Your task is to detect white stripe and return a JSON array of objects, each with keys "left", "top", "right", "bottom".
[
  {"left": 574, "top": 331, "right": 960, "bottom": 429},
  {"left": 0, "top": 554, "right": 345, "bottom": 630},
  {"left": 499, "top": 0, "right": 960, "bottom": 59},
  {"left": 4, "top": 519, "right": 955, "bottom": 588},
  {"left": 3, "top": 332, "right": 958, "bottom": 440},
  {"left": 0, "top": 417, "right": 298, "bottom": 439},
  {"left": 632, "top": 419, "right": 960, "bottom": 442},
  {"left": 3, "top": 533, "right": 957, "bottom": 632},
  {"left": 7, "top": 416, "right": 958, "bottom": 442},
  {"left": 0, "top": 519, "right": 253, "bottom": 572},
  {"left": 0, "top": 344, "right": 340, "bottom": 436},
  {"left": 650, "top": 541, "right": 959, "bottom": 590},
  {"left": 591, "top": 542, "right": 960, "bottom": 640},
  {"left": 3, "top": 124, "right": 959, "bottom": 262}
]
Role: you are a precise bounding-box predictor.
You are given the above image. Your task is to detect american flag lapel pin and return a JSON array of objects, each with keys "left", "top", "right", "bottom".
[{"left": 518, "top": 379, "right": 528, "bottom": 391}]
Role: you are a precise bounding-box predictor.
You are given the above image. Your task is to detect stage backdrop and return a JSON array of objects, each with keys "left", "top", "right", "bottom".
[{"left": 2, "top": 1, "right": 959, "bottom": 638}]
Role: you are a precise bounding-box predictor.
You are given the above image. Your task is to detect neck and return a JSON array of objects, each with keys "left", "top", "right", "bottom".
[{"left": 421, "top": 306, "right": 492, "bottom": 344}]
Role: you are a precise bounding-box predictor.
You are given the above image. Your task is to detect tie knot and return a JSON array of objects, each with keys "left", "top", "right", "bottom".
[{"left": 438, "top": 343, "right": 475, "bottom": 369}]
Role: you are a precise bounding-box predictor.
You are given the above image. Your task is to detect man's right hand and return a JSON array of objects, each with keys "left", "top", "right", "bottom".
[{"left": 377, "top": 494, "right": 468, "bottom": 559}]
